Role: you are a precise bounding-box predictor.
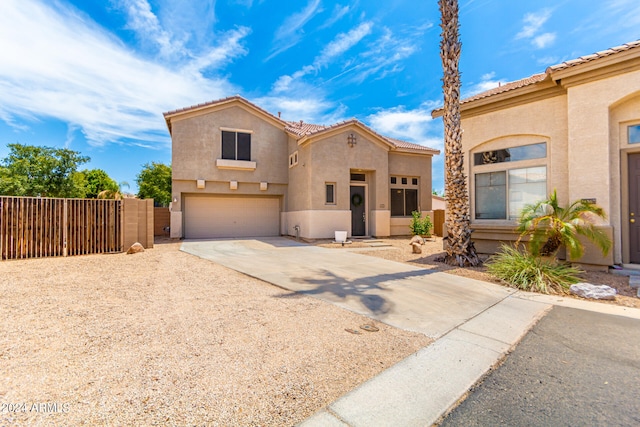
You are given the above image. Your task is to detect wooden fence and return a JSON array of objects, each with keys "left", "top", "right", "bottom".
[
  {"left": 0, "top": 196, "right": 123, "bottom": 260},
  {"left": 154, "top": 207, "right": 170, "bottom": 236},
  {"left": 433, "top": 209, "right": 445, "bottom": 237}
]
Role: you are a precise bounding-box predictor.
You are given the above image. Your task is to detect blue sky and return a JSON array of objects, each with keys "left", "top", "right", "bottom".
[{"left": 1, "top": 0, "right": 638, "bottom": 193}]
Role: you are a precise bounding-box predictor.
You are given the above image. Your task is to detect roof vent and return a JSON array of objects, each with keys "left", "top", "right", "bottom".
[
  {"left": 300, "top": 120, "right": 303, "bottom": 125},
  {"left": 278, "top": 111, "right": 281, "bottom": 118}
]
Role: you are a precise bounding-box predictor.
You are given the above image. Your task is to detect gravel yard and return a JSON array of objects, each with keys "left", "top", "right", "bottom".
[
  {"left": 0, "top": 240, "right": 430, "bottom": 426},
  {"left": 318, "top": 237, "right": 639, "bottom": 309}
]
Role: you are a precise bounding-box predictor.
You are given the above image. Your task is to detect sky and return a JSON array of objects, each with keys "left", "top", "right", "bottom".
[{"left": 1, "top": 0, "right": 639, "bottom": 194}]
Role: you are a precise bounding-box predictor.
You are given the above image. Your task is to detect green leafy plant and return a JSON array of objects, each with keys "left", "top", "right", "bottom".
[
  {"left": 486, "top": 245, "right": 582, "bottom": 294},
  {"left": 409, "top": 211, "right": 433, "bottom": 237},
  {"left": 516, "top": 189, "right": 611, "bottom": 260}
]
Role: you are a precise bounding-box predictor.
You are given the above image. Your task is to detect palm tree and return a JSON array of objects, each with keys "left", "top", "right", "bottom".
[
  {"left": 438, "top": 0, "right": 481, "bottom": 266},
  {"left": 516, "top": 189, "right": 611, "bottom": 259},
  {"left": 97, "top": 181, "right": 130, "bottom": 200}
]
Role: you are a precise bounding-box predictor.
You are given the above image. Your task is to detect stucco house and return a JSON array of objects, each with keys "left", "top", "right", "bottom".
[
  {"left": 432, "top": 40, "right": 640, "bottom": 268},
  {"left": 164, "top": 96, "right": 439, "bottom": 240}
]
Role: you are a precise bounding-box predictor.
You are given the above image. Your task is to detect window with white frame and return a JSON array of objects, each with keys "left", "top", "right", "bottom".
[{"left": 222, "top": 130, "right": 251, "bottom": 161}]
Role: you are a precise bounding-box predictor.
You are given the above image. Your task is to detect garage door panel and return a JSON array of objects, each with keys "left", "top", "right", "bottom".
[{"left": 184, "top": 196, "right": 280, "bottom": 238}]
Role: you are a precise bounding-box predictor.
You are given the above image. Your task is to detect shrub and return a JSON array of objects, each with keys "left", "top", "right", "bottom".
[
  {"left": 486, "top": 245, "right": 582, "bottom": 294},
  {"left": 409, "top": 211, "right": 432, "bottom": 237}
]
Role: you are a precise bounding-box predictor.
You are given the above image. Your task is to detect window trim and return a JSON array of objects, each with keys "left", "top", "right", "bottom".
[
  {"left": 221, "top": 129, "right": 252, "bottom": 161},
  {"left": 474, "top": 165, "right": 547, "bottom": 221},
  {"left": 325, "top": 182, "right": 336, "bottom": 205},
  {"left": 289, "top": 151, "right": 299, "bottom": 168}
]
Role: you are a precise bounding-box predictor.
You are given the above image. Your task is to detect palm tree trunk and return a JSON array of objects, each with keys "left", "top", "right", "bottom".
[{"left": 438, "top": 0, "right": 481, "bottom": 267}]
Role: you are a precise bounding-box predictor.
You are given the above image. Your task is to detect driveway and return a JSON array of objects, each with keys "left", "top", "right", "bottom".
[
  {"left": 182, "top": 237, "right": 518, "bottom": 339},
  {"left": 182, "top": 237, "right": 554, "bottom": 426}
]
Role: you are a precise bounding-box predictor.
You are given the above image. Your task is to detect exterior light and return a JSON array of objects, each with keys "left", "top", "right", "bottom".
[{"left": 347, "top": 133, "right": 357, "bottom": 148}]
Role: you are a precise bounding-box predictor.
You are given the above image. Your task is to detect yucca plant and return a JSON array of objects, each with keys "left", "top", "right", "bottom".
[
  {"left": 486, "top": 245, "right": 582, "bottom": 294},
  {"left": 516, "top": 189, "right": 611, "bottom": 260}
]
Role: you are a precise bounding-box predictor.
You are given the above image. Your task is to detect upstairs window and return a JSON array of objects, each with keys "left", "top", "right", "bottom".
[{"left": 222, "top": 130, "right": 251, "bottom": 161}]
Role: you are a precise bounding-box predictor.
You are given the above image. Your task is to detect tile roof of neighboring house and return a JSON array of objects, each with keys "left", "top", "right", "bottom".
[
  {"left": 432, "top": 39, "right": 640, "bottom": 115},
  {"left": 547, "top": 39, "right": 640, "bottom": 72},
  {"left": 285, "top": 119, "right": 439, "bottom": 153},
  {"left": 459, "top": 73, "right": 548, "bottom": 105}
]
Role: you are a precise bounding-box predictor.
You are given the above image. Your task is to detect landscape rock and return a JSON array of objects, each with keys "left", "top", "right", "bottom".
[
  {"left": 127, "top": 242, "right": 145, "bottom": 254},
  {"left": 569, "top": 283, "right": 617, "bottom": 300},
  {"left": 411, "top": 242, "right": 422, "bottom": 254},
  {"left": 410, "top": 235, "right": 425, "bottom": 245}
]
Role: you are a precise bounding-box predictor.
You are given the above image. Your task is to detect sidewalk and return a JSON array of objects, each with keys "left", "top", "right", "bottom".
[{"left": 180, "top": 238, "right": 640, "bottom": 426}]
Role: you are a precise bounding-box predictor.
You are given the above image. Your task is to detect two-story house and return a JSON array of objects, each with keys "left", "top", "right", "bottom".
[{"left": 164, "top": 96, "right": 439, "bottom": 240}]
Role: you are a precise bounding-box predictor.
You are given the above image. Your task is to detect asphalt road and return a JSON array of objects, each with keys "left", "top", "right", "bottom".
[{"left": 439, "top": 305, "right": 640, "bottom": 427}]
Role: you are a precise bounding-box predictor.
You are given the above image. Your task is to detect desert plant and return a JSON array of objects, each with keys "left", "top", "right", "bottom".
[
  {"left": 486, "top": 245, "right": 582, "bottom": 294},
  {"left": 516, "top": 189, "right": 611, "bottom": 259},
  {"left": 410, "top": 211, "right": 433, "bottom": 237}
]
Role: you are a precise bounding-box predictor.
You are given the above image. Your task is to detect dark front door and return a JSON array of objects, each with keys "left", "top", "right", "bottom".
[
  {"left": 350, "top": 186, "right": 366, "bottom": 236},
  {"left": 629, "top": 154, "right": 640, "bottom": 263}
]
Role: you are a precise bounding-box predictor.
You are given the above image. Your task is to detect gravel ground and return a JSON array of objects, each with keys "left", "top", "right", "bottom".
[
  {"left": 0, "top": 240, "right": 430, "bottom": 426},
  {"left": 318, "top": 236, "right": 639, "bottom": 309}
]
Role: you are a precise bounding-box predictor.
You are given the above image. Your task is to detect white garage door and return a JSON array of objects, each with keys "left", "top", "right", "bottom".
[{"left": 184, "top": 196, "right": 280, "bottom": 239}]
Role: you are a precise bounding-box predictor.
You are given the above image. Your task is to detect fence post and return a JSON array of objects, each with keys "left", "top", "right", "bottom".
[{"left": 63, "top": 198, "right": 68, "bottom": 257}]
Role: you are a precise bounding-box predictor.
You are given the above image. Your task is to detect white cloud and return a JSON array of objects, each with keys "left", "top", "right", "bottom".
[
  {"left": 462, "top": 72, "right": 507, "bottom": 98},
  {"left": 0, "top": 0, "right": 247, "bottom": 147},
  {"left": 319, "top": 3, "right": 352, "bottom": 29},
  {"left": 366, "top": 103, "right": 442, "bottom": 151},
  {"left": 516, "top": 9, "right": 551, "bottom": 40},
  {"left": 118, "top": 0, "right": 181, "bottom": 57},
  {"left": 532, "top": 32, "right": 556, "bottom": 49},
  {"left": 267, "top": 0, "right": 322, "bottom": 59},
  {"left": 272, "top": 22, "right": 373, "bottom": 93}
]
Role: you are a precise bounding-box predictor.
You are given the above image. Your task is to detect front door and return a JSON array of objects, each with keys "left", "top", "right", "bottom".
[
  {"left": 350, "top": 185, "right": 366, "bottom": 236},
  {"left": 629, "top": 153, "right": 640, "bottom": 263}
]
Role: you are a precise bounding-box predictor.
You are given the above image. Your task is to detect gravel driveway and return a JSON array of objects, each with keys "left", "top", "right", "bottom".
[{"left": 0, "top": 240, "right": 430, "bottom": 426}]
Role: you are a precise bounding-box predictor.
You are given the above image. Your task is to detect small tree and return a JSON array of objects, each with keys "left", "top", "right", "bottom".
[
  {"left": 81, "top": 169, "right": 119, "bottom": 199},
  {"left": 516, "top": 189, "right": 611, "bottom": 259},
  {"left": 136, "top": 162, "right": 172, "bottom": 206},
  {"left": 0, "top": 143, "right": 89, "bottom": 197},
  {"left": 410, "top": 211, "right": 433, "bottom": 237}
]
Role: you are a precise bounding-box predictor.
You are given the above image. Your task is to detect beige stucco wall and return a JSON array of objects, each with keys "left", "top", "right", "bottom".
[
  {"left": 612, "top": 92, "right": 640, "bottom": 262},
  {"left": 459, "top": 65, "right": 640, "bottom": 265},
  {"left": 389, "top": 152, "right": 433, "bottom": 212},
  {"left": 281, "top": 210, "right": 351, "bottom": 239},
  {"left": 170, "top": 105, "right": 288, "bottom": 213}
]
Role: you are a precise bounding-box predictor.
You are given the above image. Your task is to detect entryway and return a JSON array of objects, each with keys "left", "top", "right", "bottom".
[
  {"left": 628, "top": 153, "right": 640, "bottom": 263},
  {"left": 350, "top": 185, "right": 366, "bottom": 236}
]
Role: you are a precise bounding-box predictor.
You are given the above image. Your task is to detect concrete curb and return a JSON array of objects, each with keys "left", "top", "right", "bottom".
[{"left": 298, "top": 296, "right": 551, "bottom": 427}]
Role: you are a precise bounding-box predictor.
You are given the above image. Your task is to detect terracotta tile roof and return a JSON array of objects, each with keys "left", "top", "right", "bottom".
[
  {"left": 547, "top": 39, "right": 640, "bottom": 72},
  {"left": 432, "top": 39, "right": 640, "bottom": 114},
  {"left": 283, "top": 120, "right": 330, "bottom": 136},
  {"left": 385, "top": 137, "right": 439, "bottom": 153},
  {"left": 163, "top": 95, "right": 285, "bottom": 125},
  {"left": 285, "top": 119, "right": 439, "bottom": 153},
  {"left": 164, "top": 95, "right": 438, "bottom": 154},
  {"left": 460, "top": 73, "right": 548, "bottom": 105}
]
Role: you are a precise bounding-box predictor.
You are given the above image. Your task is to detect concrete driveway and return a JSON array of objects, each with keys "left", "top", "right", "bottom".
[
  {"left": 181, "top": 237, "right": 554, "bottom": 426},
  {"left": 182, "top": 237, "right": 520, "bottom": 339}
]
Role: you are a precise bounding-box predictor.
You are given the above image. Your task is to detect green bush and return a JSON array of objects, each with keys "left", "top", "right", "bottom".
[
  {"left": 486, "top": 245, "right": 582, "bottom": 294},
  {"left": 410, "top": 211, "right": 432, "bottom": 236}
]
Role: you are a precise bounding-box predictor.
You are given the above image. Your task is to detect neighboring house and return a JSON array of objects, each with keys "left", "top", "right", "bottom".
[
  {"left": 432, "top": 40, "right": 640, "bottom": 267},
  {"left": 164, "top": 96, "right": 439, "bottom": 240},
  {"left": 432, "top": 194, "right": 446, "bottom": 211}
]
